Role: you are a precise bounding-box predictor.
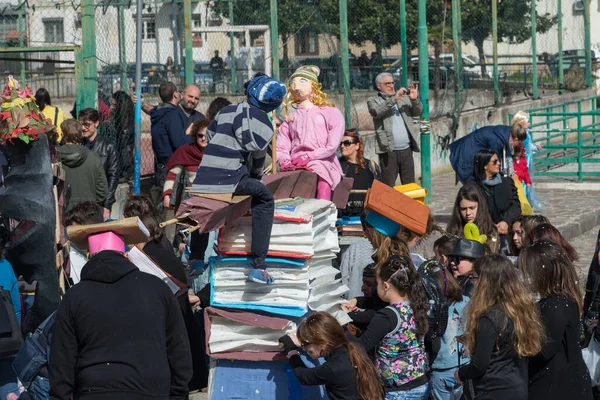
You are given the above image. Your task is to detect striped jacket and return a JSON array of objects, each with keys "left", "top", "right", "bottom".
[{"left": 191, "top": 102, "right": 273, "bottom": 194}]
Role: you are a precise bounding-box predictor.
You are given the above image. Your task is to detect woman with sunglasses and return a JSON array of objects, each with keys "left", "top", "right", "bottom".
[
  {"left": 473, "top": 149, "right": 521, "bottom": 254},
  {"left": 339, "top": 128, "right": 381, "bottom": 216}
]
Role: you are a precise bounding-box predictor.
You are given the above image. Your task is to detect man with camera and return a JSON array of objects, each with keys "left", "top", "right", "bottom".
[{"left": 367, "top": 72, "right": 423, "bottom": 186}]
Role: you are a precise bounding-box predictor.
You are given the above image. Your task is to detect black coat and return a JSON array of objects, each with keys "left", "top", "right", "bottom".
[
  {"left": 529, "top": 296, "right": 593, "bottom": 400},
  {"left": 476, "top": 177, "right": 521, "bottom": 226},
  {"left": 143, "top": 239, "right": 209, "bottom": 391},
  {"left": 458, "top": 306, "right": 527, "bottom": 400},
  {"left": 84, "top": 135, "right": 119, "bottom": 209},
  {"left": 49, "top": 251, "right": 192, "bottom": 400}
]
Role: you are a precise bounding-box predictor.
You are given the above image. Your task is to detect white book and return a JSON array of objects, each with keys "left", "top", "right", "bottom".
[{"left": 127, "top": 246, "right": 187, "bottom": 296}]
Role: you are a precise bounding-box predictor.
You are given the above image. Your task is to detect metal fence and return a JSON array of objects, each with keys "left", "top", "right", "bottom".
[{"left": 0, "top": 0, "right": 595, "bottom": 191}]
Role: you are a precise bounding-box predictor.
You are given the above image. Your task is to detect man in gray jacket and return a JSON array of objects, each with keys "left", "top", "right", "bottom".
[{"left": 367, "top": 72, "right": 423, "bottom": 186}]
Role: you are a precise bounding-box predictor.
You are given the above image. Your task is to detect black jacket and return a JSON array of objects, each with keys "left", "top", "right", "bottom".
[
  {"left": 289, "top": 345, "right": 361, "bottom": 400},
  {"left": 49, "top": 251, "right": 192, "bottom": 400},
  {"left": 529, "top": 296, "right": 593, "bottom": 400},
  {"left": 150, "top": 103, "right": 190, "bottom": 165},
  {"left": 476, "top": 177, "right": 521, "bottom": 226},
  {"left": 457, "top": 306, "right": 527, "bottom": 400},
  {"left": 84, "top": 136, "right": 119, "bottom": 208}
]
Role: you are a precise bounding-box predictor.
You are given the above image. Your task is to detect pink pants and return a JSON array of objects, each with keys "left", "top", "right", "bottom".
[{"left": 317, "top": 177, "right": 332, "bottom": 200}]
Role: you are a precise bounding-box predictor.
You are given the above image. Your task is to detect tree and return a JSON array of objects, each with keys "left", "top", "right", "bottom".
[{"left": 460, "top": 0, "right": 557, "bottom": 74}]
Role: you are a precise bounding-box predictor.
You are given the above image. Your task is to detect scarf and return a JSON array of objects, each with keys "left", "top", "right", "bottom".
[
  {"left": 482, "top": 174, "right": 502, "bottom": 187},
  {"left": 166, "top": 143, "right": 204, "bottom": 171}
]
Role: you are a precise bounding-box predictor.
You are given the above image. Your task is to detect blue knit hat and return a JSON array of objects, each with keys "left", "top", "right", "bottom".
[{"left": 246, "top": 75, "right": 287, "bottom": 112}]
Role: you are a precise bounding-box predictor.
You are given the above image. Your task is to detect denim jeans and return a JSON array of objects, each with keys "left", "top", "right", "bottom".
[
  {"left": 385, "top": 382, "right": 430, "bottom": 400},
  {"left": 234, "top": 176, "right": 274, "bottom": 261},
  {"left": 431, "top": 369, "right": 463, "bottom": 400},
  {"left": 31, "top": 376, "right": 51, "bottom": 400}
]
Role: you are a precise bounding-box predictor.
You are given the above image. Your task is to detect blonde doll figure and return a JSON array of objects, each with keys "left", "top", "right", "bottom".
[{"left": 276, "top": 65, "right": 345, "bottom": 200}]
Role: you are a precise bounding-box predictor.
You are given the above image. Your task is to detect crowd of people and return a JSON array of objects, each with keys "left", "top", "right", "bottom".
[{"left": 0, "top": 67, "right": 599, "bottom": 400}]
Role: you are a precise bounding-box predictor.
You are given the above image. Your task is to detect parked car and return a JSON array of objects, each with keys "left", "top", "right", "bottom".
[{"left": 548, "top": 49, "right": 598, "bottom": 77}]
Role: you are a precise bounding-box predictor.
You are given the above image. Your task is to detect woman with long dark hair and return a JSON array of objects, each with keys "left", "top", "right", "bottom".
[
  {"left": 472, "top": 149, "right": 521, "bottom": 253},
  {"left": 520, "top": 240, "right": 592, "bottom": 400},
  {"left": 278, "top": 312, "right": 384, "bottom": 400},
  {"left": 446, "top": 181, "right": 499, "bottom": 253},
  {"left": 339, "top": 128, "right": 381, "bottom": 217},
  {"left": 455, "top": 254, "right": 544, "bottom": 400},
  {"left": 110, "top": 91, "right": 135, "bottom": 181},
  {"left": 527, "top": 223, "right": 578, "bottom": 262}
]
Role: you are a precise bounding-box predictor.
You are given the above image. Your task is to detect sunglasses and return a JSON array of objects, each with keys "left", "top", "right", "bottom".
[
  {"left": 449, "top": 256, "right": 472, "bottom": 265},
  {"left": 340, "top": 140, "right": 357, "bottom": 147},
  {"left": 491, "top": 159, "right": 500, "bottom": 165},
  {"left": 197, "top": 134, "right": 206, "bottom": 140}
]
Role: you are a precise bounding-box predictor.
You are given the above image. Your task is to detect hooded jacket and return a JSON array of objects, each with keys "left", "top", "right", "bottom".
[
  {"left": 83, "top": 135, "right": 119, "bottom": 209},
  {"left": 449, "top": 125, "right": 511, "bottom": 184},
  {"left": 150, "top": 103, "right": 190, "bottom": 165},
  {"left": 58, "top": 144, "right": 107, "bottom": 209},
  {"left": 49, "top": 251, "right": 192, "bottom": 400}
]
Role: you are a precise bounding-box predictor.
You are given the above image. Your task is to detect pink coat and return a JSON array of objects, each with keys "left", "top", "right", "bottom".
[{"left": 277, "top": 105, "right": 345, "bottom": 188}]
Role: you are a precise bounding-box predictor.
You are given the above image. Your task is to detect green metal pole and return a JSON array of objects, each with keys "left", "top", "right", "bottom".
[
  {"left": 492, "top": 0, "right": 499, "bottom": 106},
  {"left": 118, "top": 5, "right": 128, "bottom": 92},
  {"left": 229, "top": 0, "right": 237, "bottom": 94},
  {"left": 75, "top": 47, "right": 84, "bottom": 119},
  {"left": 418, "top": 0, "right": 430, "bottom": 198},
  {"left": 81, "top": 0, "right": 97, "bottom": 109},
  {"left": 457, "top": 0, "right": 463, "bottom": 91},
  {"left": 400, "top": 0, "right": 408, "bottom": 88},
  {"left": 452, "top": 0, "right": 460, "bottom": 110},
  {"left": 584, "top": 0, "right": 592, "bottom": 88},
  {"left": 531, "top": 0, "right": 538, "bottom": 99},
  {"left": 270, "top": 0, "right": 279, "bottom": 80},
  {"left": 339, "top": 0, "right": 351, "bottom": 128},
  {"left": 183, "top": 0, "right": 194, "bottom": 86},
  {"left": 17, "top": 0, "right": 25, "bottom": 84},
  {"left": 557, "top": 0, "right": 564, "bottom": 93}
]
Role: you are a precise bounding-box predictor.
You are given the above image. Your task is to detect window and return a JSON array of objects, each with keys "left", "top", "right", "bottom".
[
  {"left": 295, "top": 31, "right": 318, "bottom": 56},
  {"left": 142, "top": 16, "right": 156, "bottom": 40},
  {"left": 43, "top": 19, "right": 64, "bottom": 43},
  {"left": 192, "top": 14, "right": 202, "bottom": 29},
  {"left": 0, "top": 15, "right": 17, "bottom": 39},
  {"left": 192, "top": 14, "right": 203, "bottom": 47}
]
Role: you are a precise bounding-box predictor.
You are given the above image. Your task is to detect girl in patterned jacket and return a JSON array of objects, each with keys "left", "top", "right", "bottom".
[{"left": 354, "top": 255, "right": 431, "bottom": 399}]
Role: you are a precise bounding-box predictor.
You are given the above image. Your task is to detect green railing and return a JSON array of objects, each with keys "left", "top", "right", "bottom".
[{"left": 510, "top": 95, "right": 600, "bottom": 182}]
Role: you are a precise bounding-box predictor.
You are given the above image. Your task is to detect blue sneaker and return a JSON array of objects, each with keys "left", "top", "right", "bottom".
[{"left": 248, "top": 268, "right": 274, "bottom": 284}]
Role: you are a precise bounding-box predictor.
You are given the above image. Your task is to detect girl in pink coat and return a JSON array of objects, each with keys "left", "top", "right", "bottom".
[{"left": 277, "top": 65, "right": 345, "bottom": 200}]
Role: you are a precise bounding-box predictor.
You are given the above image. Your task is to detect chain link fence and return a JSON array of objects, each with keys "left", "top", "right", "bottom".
[{"left": 0, "top": 0, "right": 594, "bottom": 182}]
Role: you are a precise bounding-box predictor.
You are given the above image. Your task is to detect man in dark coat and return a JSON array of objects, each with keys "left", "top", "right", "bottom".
[
  {"left": 449, "top": 123, "right": 527, "bottom": 183},
  {"left": 150, "top": 82, "right": 190, "bottom": 188},
  {"left": 49, "top": 221, "right": 192, "bottom": 400}
]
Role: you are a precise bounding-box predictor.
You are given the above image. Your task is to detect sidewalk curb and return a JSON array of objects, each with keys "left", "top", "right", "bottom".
[
  {"left": 535, "top": 182, "right": 600, "bottom": 191},
  {"left": 557, "top": 208, "right": 600, "bottom": 242}
]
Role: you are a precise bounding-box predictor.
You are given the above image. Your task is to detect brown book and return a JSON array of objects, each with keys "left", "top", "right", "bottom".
[{"left": 365, "top": 180, "right": 430, "bottom": 236}]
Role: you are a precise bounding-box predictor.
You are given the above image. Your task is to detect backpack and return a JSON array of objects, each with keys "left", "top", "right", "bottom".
[
  {"left": 12, "top": 311, "right": 56, "bottom": 389},
  {"left": 417, "top": 260, "right": 450, "bottom": 341},
  {"left": 0, "top": 286, "right": 23, "bottom": 359}
]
